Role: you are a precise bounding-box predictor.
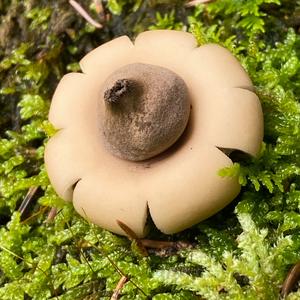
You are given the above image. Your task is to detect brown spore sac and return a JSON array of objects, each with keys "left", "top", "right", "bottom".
[{"left": 100, "top": 63, "right": 190, "bottom": 161}]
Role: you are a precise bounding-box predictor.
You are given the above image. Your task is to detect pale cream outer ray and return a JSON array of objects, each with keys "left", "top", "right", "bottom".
[
  {"left": 46, "top": 122, "right": 152, "bottom": 236},
  {"left": 146, "top": 145, "right": 240, "bottom": 234},
  {"left": 73, "top": 172, "right": 148, "bottom": 237},
  {"left": 45, "top": 128, "right": 99, "bottom": 201},
  {"left": 45, "top": 30, "right": 263, "bottom": 237},
  {"left": 133, "top": 30, "right": 197, "bottom": 74},
  {"left": 80, "top": 36, "right": 135, "bottom": 77},
  {"left": 187, "top": 87, "right": 264, "bottom": 156},
  {"left": 186, "top": 44, "right": 253, "bottom": 89},
  {"left": 49, "top": 73, "right": 98, "bottom": 130}
]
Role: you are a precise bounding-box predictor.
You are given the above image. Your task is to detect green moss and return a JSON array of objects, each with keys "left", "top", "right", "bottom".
[{"left": 0, "top": 0, "right": 300, "bottom": 299}]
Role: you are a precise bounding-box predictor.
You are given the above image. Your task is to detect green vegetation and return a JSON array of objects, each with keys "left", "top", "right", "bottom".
[{"left": 0, "top": 0, "right": 300, "bottom": 299}]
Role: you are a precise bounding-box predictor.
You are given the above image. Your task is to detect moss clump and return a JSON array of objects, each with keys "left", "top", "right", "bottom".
[{"left": 0, "top": 0, "right": 300, "bottom": 299}]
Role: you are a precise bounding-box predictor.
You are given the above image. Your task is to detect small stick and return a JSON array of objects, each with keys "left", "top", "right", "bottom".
[
  {"left": 140, "top": 239, "right": 177, "bottom": 249},
  {"left": 185, "top": 0, "right": 214, "bottom": 7},
  {"left": 21, "top": 206, "right": 47, "bottom": 224},
  {"left": 116, "top": 220, "right": 193, "bottom": 255},
  {"left": 18, "top": 186, "right": 39, "bottom": 217},
  {"left": 69, "top": 0, "right": 103, "bottom": 28},
  {"left": 140, "top": 240, "right": 194, "bottom": 257},
  {"left": 281, "top": 262, "right": 300, "bottom": 298},
  {"left": 116, "top": 220, "right": 148, "bottom": 256},
  {"left": 45, "top": 207, "right": 58, "bottom": 223},
  {"left": 110, "top": 275, "right": 128, "bottom": 300},
  {"left": 94, "top": 0, "right": 104, "bottom": 14},
  {"left": 116, "top": 220, "right": 140, "bottom": 240},
  {"left": 94, "top": 0, "right": 108, "bottom": 23}
]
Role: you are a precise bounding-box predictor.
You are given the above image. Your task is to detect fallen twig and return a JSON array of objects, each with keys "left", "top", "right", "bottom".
[
  {"left": 18, "top": 186, "right": 39, "bottom": 218},
  {"left": 117, "top": 220, "right": 194, "bottom": 257},
  {"left": 281, "top": 261, "right": 300, "bottom": 298},
  {"left": 116, "top": 220, "right": 148, "bottom": 256},
  {"left": 140, "top": 239, "right": 192, "bottom": 250},
  {"left": 69, "top": 0, "right": 103, "bottom": 28},
  {"left": 94, "top": 0, "right": 109, "bottom": 23},
  {"left": 45, "top": 207, "right": 58, "bottom": 223},
  {"left": 185, "top": 0, "right": 214, "bottom": 7},
  {"left": 110, "top": 275, "right": 128, "bottom": 300},
  {"left": 140, "top": 239, "right": 175, "bottom": 249},
  {"left": 94, "top": 0, "right": 104, "bottom": 15},
  {"left": 21, "top": 206, "right": 47, "bottom": 224}
]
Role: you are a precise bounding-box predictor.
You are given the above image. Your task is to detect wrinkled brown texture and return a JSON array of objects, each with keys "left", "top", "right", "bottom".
[{"left": 101, "top": 63, "right": 190, "bottom": 161}]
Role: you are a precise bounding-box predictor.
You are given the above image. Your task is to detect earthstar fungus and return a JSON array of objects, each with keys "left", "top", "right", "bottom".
[{"left": 45, "top": 30, "right": 263, "bottom": 237}]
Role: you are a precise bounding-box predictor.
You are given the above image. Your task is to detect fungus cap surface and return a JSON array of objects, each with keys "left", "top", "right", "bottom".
[{"left": 45, "top": 30, "right": 263, "bottom": 237}]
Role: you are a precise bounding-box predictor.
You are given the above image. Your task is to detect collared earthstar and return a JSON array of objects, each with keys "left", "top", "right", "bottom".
[{"left": 45, "top": 30, "right": 263, "bottom": 237}]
